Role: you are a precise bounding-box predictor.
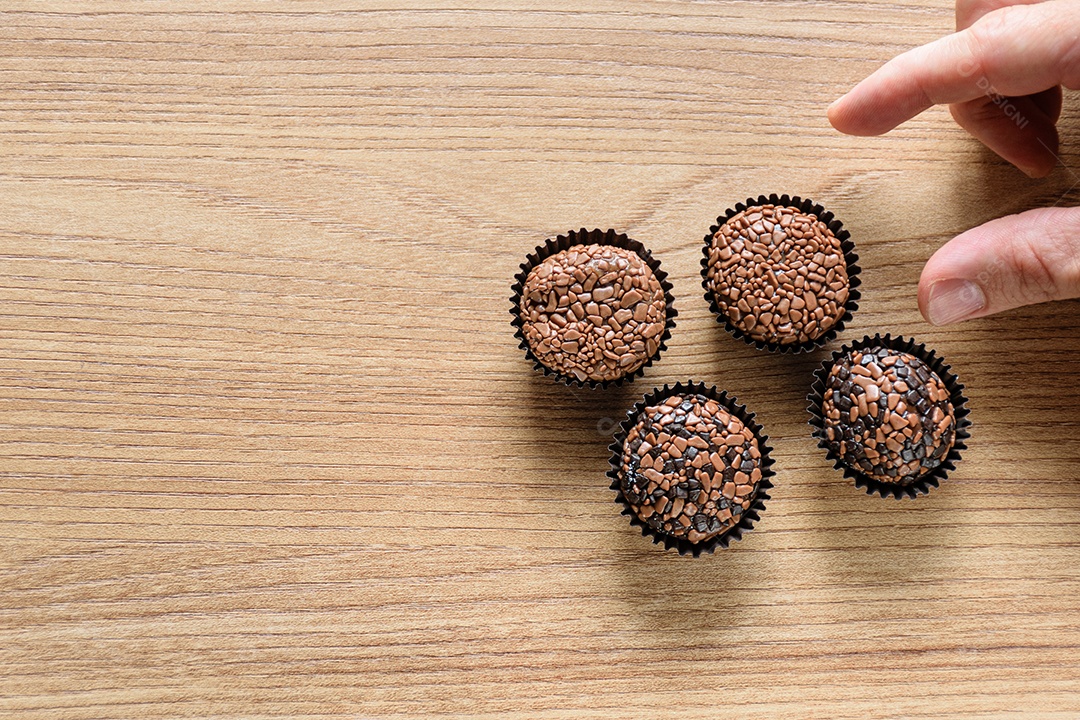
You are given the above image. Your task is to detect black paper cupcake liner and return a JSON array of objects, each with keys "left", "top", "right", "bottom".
[
  {"left": 607, "top": 381, "right": 775, "bottom": 556},
  {"left": 807, "top": 334, "right": 971, "bottom": 499},
  {"left": 700, "top": 193, "right": 861, "bottom": 354},
  {"left": 510, "top": 229, "right": 678, "bottom": 390}
]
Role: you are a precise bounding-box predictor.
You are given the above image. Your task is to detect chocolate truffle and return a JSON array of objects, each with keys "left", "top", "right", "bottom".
[
  {"left": 704, "top": 203, "right": 850, "bottom": 347},
  {"left": 519, "top": 243, "right": 667, "bottom": 383},
  {"left": 822, "top": 347, "right": 956, "bottom": 484},
  {"left": 618, "top": 393, "right": 764, "bottom": 544}
]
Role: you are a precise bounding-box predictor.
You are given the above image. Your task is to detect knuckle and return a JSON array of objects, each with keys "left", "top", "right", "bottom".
[
  {"left": 996, "top": 216, "right": 1080, "bottom": 306},
  {"left": 1051, "top": 1, "right": 1080, "bottom": 87},
  {"left": 1056, "top": 28, "right": 1080, "bottom": 88},
  {"left": 966, "top": 5, "right": 1023, "bottom": 78},
  {"left": 974, "top": 3, "right": 1023, "bottom": 34},
  {"left": 1010, "top": 239, "right": 1060, "bottom": 305}
]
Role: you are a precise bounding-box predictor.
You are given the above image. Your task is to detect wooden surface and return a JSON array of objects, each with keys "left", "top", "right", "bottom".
[{"left": 3, "top": 2, "right": 1080, "bottom": 718}]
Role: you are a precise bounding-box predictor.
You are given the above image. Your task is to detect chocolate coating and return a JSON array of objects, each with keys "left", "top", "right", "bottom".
[
  {"left": 519, "top": 244, "right": 666, "bottom": 383},
  {"left": 619, "top": 393, "right": 763, "bottom": 543},
  {"left": 822, "top": 347, "right": 956, "bottom": 484},
  {"left": 705, "top": 204, "right": 849, "bottom": 346}
]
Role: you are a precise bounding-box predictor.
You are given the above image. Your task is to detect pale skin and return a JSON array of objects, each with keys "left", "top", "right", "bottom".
[{"left": 829, "top": 0, "right": 1080, "bottom": 325}]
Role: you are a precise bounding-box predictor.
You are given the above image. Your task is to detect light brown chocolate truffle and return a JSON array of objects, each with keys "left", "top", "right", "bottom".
[
  {"left": 822, "top": 347, "right": 956, "bottom": 484},
  {"left": 619, "top": 393, "right": 763, "bottom": 544},
  {"left": 704, "top": 204, "right": 849, "bottom": 346},
  {"left": 519, "top": 244, "right": 666, "bottom": 383}
]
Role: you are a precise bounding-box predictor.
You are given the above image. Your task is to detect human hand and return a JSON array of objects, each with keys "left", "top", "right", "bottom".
[{"left": 829, "top": 0, "right": 1080, "bottom": 325}]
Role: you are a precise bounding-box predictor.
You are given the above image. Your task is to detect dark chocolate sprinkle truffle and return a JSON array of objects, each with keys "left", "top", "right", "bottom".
[
  {"left": 704, "top": 203, "right": 850, "bottom": 346},
  {"left": 519, "top": 244, "right": 667, "bottom": 383},
  {"left": 619, "top": 393, "right": 763, "bottom": 544},
  {"left": 822, "top": 347, "right": 956, "bottom": 485}
]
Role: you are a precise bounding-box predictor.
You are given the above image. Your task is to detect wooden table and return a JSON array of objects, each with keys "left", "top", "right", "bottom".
[{"left": 3, "top": 2, "right": 1080, "bottom": 718}]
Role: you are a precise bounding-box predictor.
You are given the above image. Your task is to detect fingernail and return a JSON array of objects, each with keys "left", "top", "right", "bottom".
[
  {"left": 1020, "top": 162, "right": 1055, "bottom": 179},
  {"left": 927, "top": 279, "right": 986, "bottom": 325}
]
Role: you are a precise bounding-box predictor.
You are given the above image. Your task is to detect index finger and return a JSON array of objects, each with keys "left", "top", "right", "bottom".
[
  {"left": 956, "top": 0, "right": 1049, "bottom": 30},
  {"left": 829, "top": 0, "right": 1080, "bottom": 136}
]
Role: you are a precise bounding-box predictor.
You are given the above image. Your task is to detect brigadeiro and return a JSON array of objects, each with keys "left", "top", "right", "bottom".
[
  {"left": 702, "top": 194, "right": 861, "bottom": 352},
  {"left": 808, "top": 335, "right": 971, "bottom": 498},
  {"left": 609, "top": 381, "right": 774, "bottom": 555},
  {"left": 511, "top": 229, "right": 676, "bottom": 388}
]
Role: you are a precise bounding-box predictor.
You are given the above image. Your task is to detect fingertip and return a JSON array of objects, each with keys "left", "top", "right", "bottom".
[
  {"left": 918, "top": 239, "right": 995, "bottom": 326},
  {"left": 1017, "top": 118, "right": 1059, "bottom": 177},
  {"left": 1013, "top": 129, "right": 1058, "bottom": 178},
  {"left": 827, "top": 95, "right": 854, "bottom": 134},
  {"left": 827, "top": 98, "right": 840, "bottom": 122},
  {"left": 1024, "top": 127, "right": 1060, "bottom": 177},
  {"left": 916, "top": 275, "right": 932, "bottom": 323},
  {"left": 919, "top": 206, "right": 1080, "bottom": 323},
  {"left": 1020, "top": 162, "right": 1055, "bottom": 179},
  {"left": 922, "top": 278, "right": 988, "bottom": 325},
  {"left": 827, "top": 92, "right": 889, "bottom": 136}
]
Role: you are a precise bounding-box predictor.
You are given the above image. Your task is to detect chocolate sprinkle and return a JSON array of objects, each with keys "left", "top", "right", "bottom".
[
  {"left": 619, "top": 393, "right": 763, "bottom": 543},
  {"left": 822, "top": 347, "right": 956, "bottom": 485},
  {"left": 704, "top": 204, "right": 849, "bottom": 346},
  {"left": 519, "top": 243, "right": 667, "bottom": 383}
]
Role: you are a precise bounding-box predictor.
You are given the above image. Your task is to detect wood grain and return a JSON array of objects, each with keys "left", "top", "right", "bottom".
[{"left": 2, "top": 2, "right": 1080, "bottom": 718}]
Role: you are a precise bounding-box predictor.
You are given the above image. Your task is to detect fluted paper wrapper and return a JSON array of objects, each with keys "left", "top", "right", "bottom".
[
  {"left": 807, "top": 334, "right": 971, "bottom": 499},
  {"left": 510, "top": 229, "right": 677, "bottom": 390},
  {"left": 701, "top": 193, "right": 861, "bottom": 353},
  {"left": 608, "top": 381, "right": 775, "bottom": 556}
]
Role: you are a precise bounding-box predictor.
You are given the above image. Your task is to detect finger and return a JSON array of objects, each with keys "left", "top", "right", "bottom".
[
  {"left": 919, "top": 206, "right": 1080, "bottom": 324},
  {"left": 949, "top": 93, "right": 1060, "bottom": 177},
  {"left": 955, "top": 2, "right": 1063, "bottom": 122},
  {"left": 1031, "top": 85, "right": 1064, "bottom": 123},
  {"left": 956, "top": 0, "right": 1049, "bottom": 29},
  {"left": 829, "top": 0, "right": 1080, "bottom": 136}
]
